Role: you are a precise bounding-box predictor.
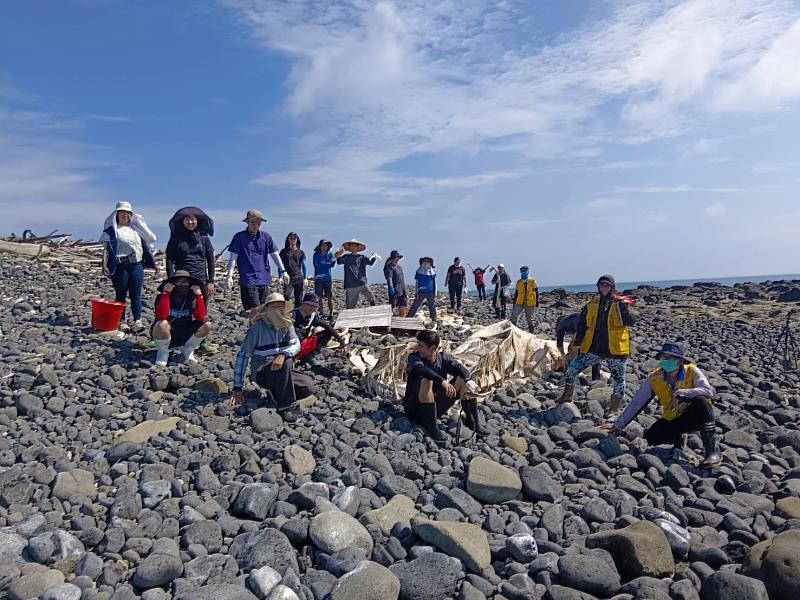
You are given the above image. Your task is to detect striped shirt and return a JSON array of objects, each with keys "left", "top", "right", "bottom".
[{"left": 232, "top": 319, "right": 301, "bottom": 392}]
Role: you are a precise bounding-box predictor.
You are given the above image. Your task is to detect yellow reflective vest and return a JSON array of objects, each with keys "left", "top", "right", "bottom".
[
  {"left": 580, "top": 297, "right": 630, "bottom": 356},
  {"left": 515, "top": 278, "right": 537, "bottom": 306},
  {"left": 648, "top": 364, "right": 709, "bottom": 421}
]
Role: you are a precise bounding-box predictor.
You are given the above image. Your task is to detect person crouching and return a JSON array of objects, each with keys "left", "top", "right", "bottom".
[
  {"left": 403, "top": 330, "right": 486, "bottom": 442},
  {"left": 292, "top": 293, "right": 347, "bottom": 368},
  {"left": 152, "top": 270, "right": 213, "bottom": 367},
  {"left": 229, "top": 293, "right": 315, "bottom": 423},
  {"left": 601, "top": 342, "right": 721, "bottom": 468}
]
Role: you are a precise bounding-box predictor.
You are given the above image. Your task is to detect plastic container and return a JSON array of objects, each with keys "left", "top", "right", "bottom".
[{"left": 90, "top": 297, "right": 126, "bottom": 331}]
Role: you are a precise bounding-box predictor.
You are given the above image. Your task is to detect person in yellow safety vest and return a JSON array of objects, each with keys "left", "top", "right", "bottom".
[
  {"left": 600, "top": 342, "right": 721, "bottom": 468},
  {"left": 510, "top": 266, "right": 539, "bottom": 332},
  {"left": 559, "top": 274, "right": 636, "bottom": 415}
]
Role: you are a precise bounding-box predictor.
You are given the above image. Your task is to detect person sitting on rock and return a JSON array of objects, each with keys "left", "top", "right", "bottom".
[
  {"left": 403, "top": 330, "right": 486, "bottom": 442},
  {"left": 601, "top": 342, "right": 721, "bottom": 468},
  {"left": 229, "top": 293, "right": 315, "bottom": 423},
  {"left": 152, "top": 270, "right": 213, "bottom": 367},
  {"left": 292, "top": 293, "right": 347, "bottom": 368},
  {"left": 510, "top": 265, "right": 539, "bottom": 332},
  {"left": 555, "top": 312, "right": 600, "bottom": 380},
  {"left": 559, "top": 274, "right": 636, "bottom": 416}
]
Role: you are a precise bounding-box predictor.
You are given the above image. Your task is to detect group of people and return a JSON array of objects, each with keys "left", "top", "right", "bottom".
[{"left": 100, "top": 202, "right": 723, "bottom": 466}]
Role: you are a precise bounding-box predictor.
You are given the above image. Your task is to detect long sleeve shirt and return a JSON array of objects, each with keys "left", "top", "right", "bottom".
[
  {"left": 555, "top": 313, "right": 581, "bottom": 347},
  {"left": 154, "top": 290, "right": 206, "bottom": 322},
  {"left": 575, "top": 296, "right": 636, "bottom": 357},
  {"left": 614, "top": 366, "right": 715, "bottom": 429},
  {"left": 314, "top": 251, "right": 336, "bottom": 282},
  {"left": 232, "top": 320, "right": 301, "bottom": 392}
]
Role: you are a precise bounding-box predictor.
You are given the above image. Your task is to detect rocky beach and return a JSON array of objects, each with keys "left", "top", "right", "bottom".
[{"left": 2, "top": 251, "right": 800, "bottom": 600}]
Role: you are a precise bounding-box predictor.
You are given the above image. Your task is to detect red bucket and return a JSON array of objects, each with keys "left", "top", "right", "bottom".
[{"left": 90, "top": 297, "right": 126, "bottom": 331}]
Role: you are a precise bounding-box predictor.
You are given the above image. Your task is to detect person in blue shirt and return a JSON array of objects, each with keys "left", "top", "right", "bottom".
[
  {"left": 313, "top": 239, "right": 336, "bottom": 318},
  {"left": 225, "top": 210, "right": 287, "bottom": 318},
  {"left": 407, "top": 257, "right": 437, "bottom": 323}
]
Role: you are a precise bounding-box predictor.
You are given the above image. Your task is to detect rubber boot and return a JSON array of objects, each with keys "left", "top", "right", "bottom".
[
  {"left": 559, "top": 384, "right": 574, "bottom": 402},
  {"left": 609, "top": 395, "right": 623, "bottom": 415},
  {"left": 154, "top": 338, "right": 171, "bottom": 367},
  {"left": 462, "top": 398, "right": 489, "bottom": 436},
  {"left": 398, "top": 307, "right": 408, "bottom": 318},
  {"left": 417, "top": 403, "right": 446, "bottom": 443},
  {"left": 700, "top": 423, "right": 722, "bottom": 468},
  {"left": 182, "top": 335, "right": 203, "bottom": 363}
]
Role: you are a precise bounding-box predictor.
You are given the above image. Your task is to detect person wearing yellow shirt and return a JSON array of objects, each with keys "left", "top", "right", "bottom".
[{"left": 510, "top": 266, "right": 538, "bottom": 332}]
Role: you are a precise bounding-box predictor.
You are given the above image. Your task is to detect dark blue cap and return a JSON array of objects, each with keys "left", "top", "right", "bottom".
[{"left": 658, "top": 343, "right": 687, "bottom": 361}]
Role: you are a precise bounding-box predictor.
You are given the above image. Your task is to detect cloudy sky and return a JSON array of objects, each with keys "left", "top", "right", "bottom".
[{"left": 1, "top": 0, "right": 799, "bottom": 285}]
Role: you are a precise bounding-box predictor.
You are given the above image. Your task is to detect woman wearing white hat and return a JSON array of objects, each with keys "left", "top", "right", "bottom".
[{"left": 100, "top": 201, "right": 159, "bottom": 331}]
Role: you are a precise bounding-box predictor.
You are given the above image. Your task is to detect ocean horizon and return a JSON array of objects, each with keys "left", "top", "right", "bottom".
[{"left": 467, "top": 273, "right": 800, "bottom": 295}]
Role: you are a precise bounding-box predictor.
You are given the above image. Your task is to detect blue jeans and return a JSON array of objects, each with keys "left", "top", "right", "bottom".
[
  {"left": 111, "top": 262, "right": 144, "bottom": 321},
  {"left": 565, "top": 351, "right": 627, "bottom": 397}
]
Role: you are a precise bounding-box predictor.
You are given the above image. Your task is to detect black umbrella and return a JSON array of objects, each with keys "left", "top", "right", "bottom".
[{"left": 168, "top": 207, "right": 214, "bottom": 237}]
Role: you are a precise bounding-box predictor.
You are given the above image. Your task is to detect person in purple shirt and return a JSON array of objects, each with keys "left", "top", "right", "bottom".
[{"left": 225, "top": 210, "right": 288, "bottom": 317}]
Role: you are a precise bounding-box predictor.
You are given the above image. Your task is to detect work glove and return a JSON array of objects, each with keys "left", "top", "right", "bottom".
[
  {"left": 280, "top": 271, "right": 291, "bottom": 285},
  {"left": 388, "top": 287, "right": 395, "bottom": 297},
  {"left": 225, "top": 273, "right": 234, "bottom": 290}
]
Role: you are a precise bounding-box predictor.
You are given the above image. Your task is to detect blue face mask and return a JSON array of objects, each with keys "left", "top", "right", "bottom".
[
  {"left": 521, "top": 272, "right": 529, "bottom": 280},
  {"left": 660, "top": 359, "right": 680, "bottom": 373}
]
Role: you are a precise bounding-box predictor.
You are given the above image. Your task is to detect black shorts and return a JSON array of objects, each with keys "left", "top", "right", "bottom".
[
  {"left": 315, "top": 281, "right": 333, "bottom": 299},
  {"left": 152, "top": 319, "right": 205, "bottom": 347},
  {"left": 241, "top": 285, "right": 270, "bottom": 310}
]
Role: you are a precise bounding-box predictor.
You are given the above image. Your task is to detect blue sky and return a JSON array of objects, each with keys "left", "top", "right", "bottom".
[{"left": 1, "top": 0, "right": 799, "bottom": 286}]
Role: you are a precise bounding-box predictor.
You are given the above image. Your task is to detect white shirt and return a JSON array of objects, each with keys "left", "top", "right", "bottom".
[{"left": 116, "top": 225, "right": 143, "bottom": 262}]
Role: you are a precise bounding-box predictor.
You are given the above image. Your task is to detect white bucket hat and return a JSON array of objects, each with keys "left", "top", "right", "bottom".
[{"left": 115, "top": 201, "right": 133, "bottom": 212}]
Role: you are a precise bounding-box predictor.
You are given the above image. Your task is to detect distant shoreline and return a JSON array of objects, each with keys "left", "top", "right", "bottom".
[{"left": 535, "top": 273, "right": 800, "bottom": 294}]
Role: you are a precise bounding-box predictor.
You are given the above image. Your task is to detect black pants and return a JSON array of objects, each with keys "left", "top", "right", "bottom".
[
  {"left": 476, "top": 284, "right": 486, "bottom": 301},
  {"left": 449, "top": 284, "right": 463, "bottom": 309},
  {"left": 403, "top": 379, "right": 460, "bottom": 422},
  {"left": 290, "top": 282, "right": 304, "bottom": 307},
  {"left": 644, "top": 397, "right": 714, "bottom": 446},
  {"left": 255, "top": 357, "right": 315, "bottom": 409},
  {"left": 493, "top": 287, "right": 507, "bottom": 317}
]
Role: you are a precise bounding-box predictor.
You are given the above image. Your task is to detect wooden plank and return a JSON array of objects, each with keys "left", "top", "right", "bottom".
[
  {"left": 390, "top": 317, "right": 427, "bottom": 331},
  {"left": 334, "top": 305, "right": 392, "bottom": 329},
  {"left": 0, "top": 240, "right": 51, "bottom": 257}
]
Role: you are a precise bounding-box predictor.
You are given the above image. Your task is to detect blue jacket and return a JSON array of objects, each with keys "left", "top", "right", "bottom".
[
  {"left": 415, "top": 268, "right": 436, "bottom": 294},
  {"left": 102, "top": 226, "right": 156, "bottom": 276},
  {"left": 314, "top": 250, "right": 335, "bottom": 282}
]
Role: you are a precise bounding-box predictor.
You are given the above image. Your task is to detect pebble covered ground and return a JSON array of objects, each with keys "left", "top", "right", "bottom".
[{"left": 2, "top": 252, "right": 800, "bottom": 600}]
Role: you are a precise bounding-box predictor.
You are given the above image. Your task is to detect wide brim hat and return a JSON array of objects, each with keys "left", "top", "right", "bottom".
[
  {"left": 243, "top": 209, "right": 266, "bottom": 223},
  {"left": 656, "top": 343, "right": 690, "bottom": 363},
  {"left": 168, "top": 270, "right": 204, "bottom": 288},
  {"left": 263, "top": 292, "right": 287, "bottom": 306},
  {"left": 342, "top": 238, "right": 367, "bottom": 252},
  {"left": 389, "top": 250, "right": 403, "bottom": 259},
  {"left": 419, "top": 256, "right": 435, "bottom": 266},
  {"left": 169, "top": 206, "right": 214, "bottom": 237},
  {"left": 315, "top": 239, "right": 333, "bottom": 251},
  {"left": 115, "top": 201, "right": 132, "bottom": 213}
]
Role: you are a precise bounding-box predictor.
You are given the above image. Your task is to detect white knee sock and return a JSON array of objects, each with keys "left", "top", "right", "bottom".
[
  {"left": 154, "top": 337, "right": 171, "bottom": 366},
  {"left": 182, "top": 334, "right": 203, "bottom": 362}
]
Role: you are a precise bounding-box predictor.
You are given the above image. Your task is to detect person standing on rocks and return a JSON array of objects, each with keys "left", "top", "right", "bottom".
[
  {"left": 445, "top": 257, "right": 467, "bottom": 313},
  {"left": 601, "top": 342, "right": 721, "bottom": 468},
  {"left": 510, "top": 265, "right": 539, "bottom": 332},
  {"left": 407, "top": 257, "right": 437, "bottom": 323},
  {"left": 555, "top": 312, "right": 600, "bottom": 380},
  {"left": 403, "top": 330, "right": 486, "bottom": 441},
  {"left": 229, "top": 293, "right": 315, "bottom": 423},
  {"left": 312, "top": 239, "right": 336, "bottom": 318},
  {"left": 100, "top": 201, "right": 159, "bottom": 332},
  {"left": 166, "top": 207, "right": 217, "bottom": 354},
  {"left": 335, "top": 239, "right": 378, "bottom": 309},
  {"left": 279, "top": 232, "right": 307, "bottom": 308},
  {"left": 292, "top": 293, "right": 347, "bottom": 368},
  {"left": 151, "top": 270, "right": 213, "bottom": 367},
  {"left": 470, "top": 263, "right": 490, "bottom": 301},
  {"left": 384, "top": 250, "right": 408, "bottom": 317},
  {"left": 224, "top": 210, "right": 288, "bottom": 318},
  {"left": 560, "top": 274, "right": 635, "bottom": 415},
  {"left": 490, "top": 264, "right": 512, "bottom": 318}
]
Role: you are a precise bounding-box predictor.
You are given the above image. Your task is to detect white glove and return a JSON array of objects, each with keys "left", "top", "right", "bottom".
[
  {"left": 465, "top": 380, "right": 480, "bottom": 397},
  {"left": 280, "top": 272, "right": 291, "bottom": 285},
  {"left": 370, "top": 252, "right": 382, "bottom": 261},
  {"left": 225, "top": 273, "right": 234, "bottom": 290}
]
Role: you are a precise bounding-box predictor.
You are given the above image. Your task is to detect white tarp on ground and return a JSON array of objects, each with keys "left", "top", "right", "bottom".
[{"left": 361, "top": 320, "right": 561, "bottom": 399}]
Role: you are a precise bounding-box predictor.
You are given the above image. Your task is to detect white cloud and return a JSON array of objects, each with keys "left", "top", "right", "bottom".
[
  {"left": 223, "top": 0, "right": 800, "bottom": 203},
  {"left": 705, "top": 203, "right": 727, "bottom": 216}
]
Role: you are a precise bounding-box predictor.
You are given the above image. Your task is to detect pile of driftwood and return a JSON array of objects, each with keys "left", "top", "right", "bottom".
[{"left": 0, "top": 229, "right": 105, "bottom": 266}]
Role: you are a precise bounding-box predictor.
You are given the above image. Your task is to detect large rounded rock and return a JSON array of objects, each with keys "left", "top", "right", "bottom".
[
  {"left": 284, "top": 445, "right": 316, "bottom": 476},
  {"left": 51, "top": 469, "right": 96, "bottom": 500},
  {"left": 133, "top": 554, "right": 184, "bottom": 589},
  {"left": 7, "top": 567, "right": 65, "bottom": 600},
  {"left": 700, "top": 571, "right": 768, "bottom": 600},
  {"left": 233, "top": 483, "right": 278, "bottom": 521},
  {"left": 389, "top": 553, "right": 460, "bottom": 600},
  {"left": 742, "top": 530, "right": 800, "bottom": 600},
  {"left": 559, "top": 553, "right": 621, "bottom": 597},
  {"left": 586, "top": 519, "right": 675, "bottom": 578},
  {"left": 309, "top": 510, "right": 374, "bottom": 555},
  {"left": 330, "top": 560, "right": 400, "bottom": 600},
  {"left": 520, "top": 464, "right": 562, "bottom": 502},
  {"left": 360, "top": 494, "right": 418, "bottom": 535},
  {"left": 174, "top": 584, "right": 258, "bottom": 600},
  {"left": 411, "top": 516, "right": 491, "bottom": 574},
  {"left": 466, "top": 456, "right": 522, "bottom": 503},
  {"left": 229, "top": 529, "right": 299, "bottom": 575}
]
